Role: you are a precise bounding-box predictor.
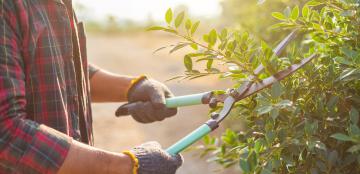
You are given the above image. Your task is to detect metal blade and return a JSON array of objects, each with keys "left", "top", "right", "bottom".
[
  {"left": 235, "top": 30, "right": 299, "bottom": 95},
  {"left": 213, "top": 54, "right": 316, "bottom": 123},
  {"left": 206, "top": 30, "right": 299, "bottom": 107},
  {"left": 236, "top": 54, "right": 317, "bottom": 101}
]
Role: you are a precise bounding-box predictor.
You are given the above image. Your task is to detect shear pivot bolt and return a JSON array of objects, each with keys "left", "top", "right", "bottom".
[
  {"left": 211, "top": 112, "right": 219, "bottom": 119},
  {"left": 209, "top": 98, "right": 218, "bottom": 108},
  {"left": 229, "top": 89, "right": 239, "bottom": 98}
]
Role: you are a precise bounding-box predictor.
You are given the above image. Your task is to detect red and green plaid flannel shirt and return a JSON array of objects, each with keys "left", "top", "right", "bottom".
[{"left": 0, "top": 0, "right": 98, "bottom": 173}]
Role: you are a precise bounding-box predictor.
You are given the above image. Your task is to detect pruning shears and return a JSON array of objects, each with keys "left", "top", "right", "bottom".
[{"left": 116, "top": 30, "right": 317, "bottom": 156}]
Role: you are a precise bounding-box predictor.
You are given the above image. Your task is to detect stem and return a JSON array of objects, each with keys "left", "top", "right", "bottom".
[
  {"left": 169, "top": 27, "right": 251, "bottom": 70},
  {"left": 176, "top": 33, "right": 225, "bottom": 56}
]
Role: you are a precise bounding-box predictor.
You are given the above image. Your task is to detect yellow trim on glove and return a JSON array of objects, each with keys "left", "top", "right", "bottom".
[
  {"left": 122, "top": 150, "right": 139, "bottom": 174},
  {"left": 125, "top": 75, "right": 147, "bottom": 99}
]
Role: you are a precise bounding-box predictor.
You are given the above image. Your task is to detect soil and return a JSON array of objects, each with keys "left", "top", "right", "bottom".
[{"left": 87, "top": 32, "right": 238, "bottom": 174}]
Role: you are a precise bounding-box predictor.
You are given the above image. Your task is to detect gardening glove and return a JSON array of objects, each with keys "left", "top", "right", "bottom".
[
  {"left": 123, "top": 141, "right": 183, "bottom": 174},
  {"left": 119, "top": 75, "right": 178, "bottom": 123}
]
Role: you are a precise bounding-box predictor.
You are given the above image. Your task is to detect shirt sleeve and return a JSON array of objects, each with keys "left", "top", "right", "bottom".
[{"left": 0, "top": 2, "right": 71, "bottom": 173}]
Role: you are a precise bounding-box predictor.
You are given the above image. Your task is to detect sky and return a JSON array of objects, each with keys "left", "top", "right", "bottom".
[{"left": 73, "top": 0, "right": 222, "bottom": 22}]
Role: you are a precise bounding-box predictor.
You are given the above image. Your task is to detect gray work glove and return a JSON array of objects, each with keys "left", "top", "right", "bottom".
[
  {"left": 130, "top": 141, "right": 183, "bottom": 174},
  {"left": 126, "top": 76, "right": 178, "bottom": 123}
]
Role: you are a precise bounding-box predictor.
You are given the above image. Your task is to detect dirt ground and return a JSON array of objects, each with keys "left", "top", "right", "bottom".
[{"left": 87, "top": 32, "right": 238, "bottom": 174}]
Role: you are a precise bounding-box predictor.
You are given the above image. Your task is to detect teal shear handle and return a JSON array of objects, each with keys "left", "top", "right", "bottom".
[
  {"left": 165, "top": 92, "right": 211, "bottom": 108},
  {"left": 115, "top": 92, "right": 212, "bottom": 116},
  {"left": 166, "top": 120, "right": 217, "bottom": 155}
]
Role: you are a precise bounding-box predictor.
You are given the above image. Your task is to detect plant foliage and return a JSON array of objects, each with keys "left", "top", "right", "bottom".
[{"left": 150, "top": 0, "right": 360, "bottom": 173}]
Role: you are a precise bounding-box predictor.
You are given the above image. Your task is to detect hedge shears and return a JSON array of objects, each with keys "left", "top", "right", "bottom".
[{"left": 116, "top": 30, "right": 317, "bottom": 156}]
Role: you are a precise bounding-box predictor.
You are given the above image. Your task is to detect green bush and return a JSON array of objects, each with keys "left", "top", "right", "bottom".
[{"left": 149, "top": 0, "right": 360, "bottom": 173}]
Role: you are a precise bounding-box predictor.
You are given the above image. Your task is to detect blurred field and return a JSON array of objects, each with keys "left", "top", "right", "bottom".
[{"left": 87, "top": 32, "right": 238, "bottom": 173}]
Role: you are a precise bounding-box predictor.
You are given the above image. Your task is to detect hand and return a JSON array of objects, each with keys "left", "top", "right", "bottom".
[
  {"left": 130, "top": 141, "right": 183, "bottom": 174},
  {"left": 126, "top": 76, "right": 178, "bottom": 123}
]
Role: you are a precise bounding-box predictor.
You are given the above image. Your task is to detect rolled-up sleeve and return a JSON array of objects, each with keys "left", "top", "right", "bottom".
[{"left": 0, "top": 2, "right": 71, "bottom": 173}]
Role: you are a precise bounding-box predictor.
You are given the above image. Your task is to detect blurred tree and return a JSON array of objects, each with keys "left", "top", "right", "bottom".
[
  {"left": 220, "top": 0, "right": 306, "bottom": 41},
  {"left": 106, "top": 15, "right": 121, "bottom": 33}
]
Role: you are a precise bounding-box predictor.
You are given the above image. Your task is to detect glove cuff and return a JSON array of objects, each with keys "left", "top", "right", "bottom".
[
  {"left": 122, "top": 150, "right": 139, "bottom": 174},
  {"left": 126, "top": 75, "right": 148, "bottom": 100},
  {"left": 130, "top": 147, "right": 160, "bottom": 174}
]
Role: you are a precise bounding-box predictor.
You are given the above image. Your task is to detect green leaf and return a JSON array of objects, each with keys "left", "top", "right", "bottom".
[
  {"left": 339, "top": 68, "right": 360, "bottom": 81},
  {"left": 312, "top": 23, "right": 322, "bottom": 30},
  {"left": 239, "top": 159, "right": 251, "bottom": 173},
  {"left": 330, "top": 133, "right": 353, "bottom": 142},
  {"left": 175, "top": 11, "right": 185, "bottom": 28},
  {"left": 191, "top": 21, "right": 200, "bottom": 35},
  {"left": 260, "top": 162, "right": 272, "bottom": 174},
  {"left": 190, "top": 43, "right": 198, "bottom": 50},
  {"left": 185, "top": 19, "right": 192, "bottom": 30},
  {"left": 271, "top": 12, "right": 286, "bottom": 20},
  {"left": 347, "top": 145, "right": 360, "bottom": 153},
  {"left": 247, "top": 151, "right": 258, "bottom": 171},
  {"left": 254, "top": 139, "right": 263, "bottom": 153},
  {"left": 270, "top": 108, "right": 279, "bottom": 120},
  {"left": 271, "top": 82, "right": 283, "bottom": 98},
  {"left": 269, "top": 22, "right": 290, "bottom": 30},
  {"left": 341, "top": 47, "right": 357, "bottom": 60},
  {"left": 291, "top": 5, "right": 299, "bottom": 20},
  {"left": 284, "top": 7, "right": 291, "bottom": 18},
  {"left": 206, "top": 59, "right": 213, "bottom": 70},
  {"left": 203, "top": 134, "right": 211, "bottom": 145},
  {"left": 147, "top": 26, "right": 178, "bottom": 34},
  {"left": 261, "top": 41, "right": 272, "bottom": 58},
  {"left": 302, "top": 5, "right": 309, "bottom": 18},
  {"left": 169, "top": 43, "right": 189, "bottom": 54},
  {"left": 165, "top": 8, "right": 173, "bottom": 24},
  {"left": 305, "top": 120, "right": 318, "bottom": 135},
  {"left": 184, "top": 55, "right": 193, "bottom": 71},
  {"left": 220, "top": 28, "right": 228, "bottom": 40},
  {"left": 203, "top": 34, "right": 209, "bottom": 43},
  {"left": 163, "top": 28, "right": 178, "bottom": 34},
  {"left": 222, "top": 129, "right": 238, "bottom": 145},
  {"left": 276, "top": 100, "right": 293, "bottom": 108},
  {"left": 146, "top": 26, "right": 167, "bottom": 31},
  {"left": 257, "top": 105, "right": 273, "bottom": 115},
  {"left": 349, "top": 124, "right": 360, "bottom": 136},
  {"left": 306, "top": 0, "right": 323, "bottom": 6},
  {"left": 209, "top": 29, "right": 217, "bottom": 46},
  {"left": 265, "top": 131, "right": 275, "bottom": 144},
  {"left": 306, "top": 140, "right": 316, "bottom": 151},
  {"left": 341, "top": 10, "right": 356, "bottom": 17},
  {"left": 350, "top": 107, "right": 359, "bottom": 125},
  {"left": 334, "top": 56, "right": 352, "bottom": 66}
]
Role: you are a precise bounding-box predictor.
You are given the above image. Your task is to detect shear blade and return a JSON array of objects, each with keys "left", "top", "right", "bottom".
[{"left": 235, "top": 54, "right": 317, "bottom": 102}]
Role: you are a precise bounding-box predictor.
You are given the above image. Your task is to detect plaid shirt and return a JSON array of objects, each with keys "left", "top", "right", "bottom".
[{"left": 0, "top": 0, "right": 98, "bottom": 173}]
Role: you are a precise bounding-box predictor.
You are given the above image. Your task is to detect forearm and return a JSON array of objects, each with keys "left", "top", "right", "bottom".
[
  {"left": 90, "top": 69, "right": 135, "bottom": 102},
  {"left": 58, "top": 140, "right": 133, "bottom": 174}
]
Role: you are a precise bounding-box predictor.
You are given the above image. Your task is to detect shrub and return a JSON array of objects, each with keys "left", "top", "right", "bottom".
[{"left": 150, "top": 0, "right": 360, "bottom": 173}]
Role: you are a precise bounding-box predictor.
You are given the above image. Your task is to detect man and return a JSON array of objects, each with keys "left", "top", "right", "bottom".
[{"left": 0, "top": 0, "right": 183, "bottom": 173}]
